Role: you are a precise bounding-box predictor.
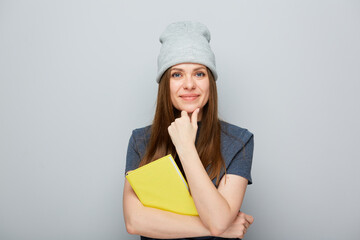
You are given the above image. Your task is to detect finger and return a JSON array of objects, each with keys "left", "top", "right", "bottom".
[
  {"left": 181, "top": 110, "right": 188, "bottom": 119},
  {"left": 167, "top": 125, "right": 172, "bottom": 135},
  {"left": 245, "top": 215, "right": 254, "bottom": 224},
  {"left": 191, "top": 108, "right": 199, "bottom": 126}
]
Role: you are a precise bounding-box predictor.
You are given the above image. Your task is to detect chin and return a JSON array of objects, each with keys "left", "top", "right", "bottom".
[{"left": 181, "top": 107, "right": 198, "bottom": 113}]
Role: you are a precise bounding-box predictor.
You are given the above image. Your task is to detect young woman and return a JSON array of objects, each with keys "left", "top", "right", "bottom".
[{"left": 123, "top": 21, "right": 255, "bottom": 240}]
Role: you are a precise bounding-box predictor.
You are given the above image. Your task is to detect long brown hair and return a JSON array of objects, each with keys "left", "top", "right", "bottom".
[{"left": 139, "top": 67, "right": 225, "bottom": 185}]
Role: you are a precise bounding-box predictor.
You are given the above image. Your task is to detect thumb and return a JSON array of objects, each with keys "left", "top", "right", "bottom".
[{"left": 191, "top": 108, "right": 200, "bottom": 127}]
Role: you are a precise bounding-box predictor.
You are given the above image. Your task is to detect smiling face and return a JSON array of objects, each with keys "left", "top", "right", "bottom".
[{"left": 169, "top": 63, "right": 210, "bottom": 120}]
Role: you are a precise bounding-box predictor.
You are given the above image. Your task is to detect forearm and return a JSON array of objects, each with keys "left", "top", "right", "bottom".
[
  {"left": 178, "top": 145, "right": 236, "bottom": 235},
  {"left": 123, "top": 180, "right": 211, "bottom": 239},
  {"left": 128, "top": 205, "right": 211, "bottom": 238}
]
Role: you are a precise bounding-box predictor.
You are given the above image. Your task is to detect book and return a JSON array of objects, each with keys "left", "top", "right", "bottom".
[{"left": 126, "top": 154, "right": 198, "bottom": 216}]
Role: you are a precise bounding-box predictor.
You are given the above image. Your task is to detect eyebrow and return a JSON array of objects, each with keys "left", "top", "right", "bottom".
[{"left": 170, "top": 67, "right": 207, "bottom": 71}]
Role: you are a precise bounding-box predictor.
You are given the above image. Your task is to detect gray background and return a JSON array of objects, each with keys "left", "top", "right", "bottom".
[{"left": 0, "top": 0, "right": 359, "bottom": 239}]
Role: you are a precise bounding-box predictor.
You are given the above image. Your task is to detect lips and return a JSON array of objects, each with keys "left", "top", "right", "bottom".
[{"left": 180, "top": 94, "right": 200, "bottom": 101}]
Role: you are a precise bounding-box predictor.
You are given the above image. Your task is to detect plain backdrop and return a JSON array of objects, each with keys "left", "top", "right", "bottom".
[{"left": 1, "top": 0, "right": 359, "bottom": 239}]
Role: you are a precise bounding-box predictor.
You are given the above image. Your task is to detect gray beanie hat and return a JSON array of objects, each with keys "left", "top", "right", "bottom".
[{"left": 156, "top": 21, "right": 217, "bottom": 83}]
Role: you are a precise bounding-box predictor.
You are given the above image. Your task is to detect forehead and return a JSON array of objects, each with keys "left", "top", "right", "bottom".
[{"left": 170, "top": 63, "right": 207, "bottom": 71}]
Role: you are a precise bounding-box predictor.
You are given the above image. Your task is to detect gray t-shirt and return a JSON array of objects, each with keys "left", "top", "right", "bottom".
[{"left": 125, "top": 120, "right": 254, "bottom": 240}]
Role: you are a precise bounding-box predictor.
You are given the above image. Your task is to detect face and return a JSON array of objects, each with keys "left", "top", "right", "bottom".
[{"left": 169, "top": 63, "right": 210, "bottom": 120}]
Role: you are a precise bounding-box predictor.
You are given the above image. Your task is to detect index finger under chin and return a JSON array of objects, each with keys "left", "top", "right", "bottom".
[{"left": 181, "top": 110, "right": 188, "bottom": 118}]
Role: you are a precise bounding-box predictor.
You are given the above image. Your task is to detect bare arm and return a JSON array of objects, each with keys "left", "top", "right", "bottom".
[
  {"left": 123, "top": 178, "right": 253, "bottom": 239},
  {"left": 123, "top": 178, "right": 211, "bottom": 239},
  {"left": 180, "top": 153, "right": 248, "bottom": 236},
  {"left": 168, "top": 109, "right": 249, "bottom": 236}
]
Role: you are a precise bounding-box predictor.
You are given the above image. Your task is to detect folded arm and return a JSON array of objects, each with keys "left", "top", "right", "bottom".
[
  {"left": 168, "top": 110, "right": 249, "bottom": 236},
  {"left": 123, "top": 178, "right": 252, "bottom": 239},
  {"left": 123, "top": 179, "right": 211, "bottom": 239},
  {"left": 180, "top": 151, "right": 248, "bottom": 236}
]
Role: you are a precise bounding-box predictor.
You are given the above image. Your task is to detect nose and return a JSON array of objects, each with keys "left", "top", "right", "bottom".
[{"left": 183, "top": 74, "right": 196, "bottom": 90}]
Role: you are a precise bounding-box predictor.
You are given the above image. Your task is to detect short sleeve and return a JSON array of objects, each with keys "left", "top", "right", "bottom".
[
  {"left": 125, "top": 132, "right": 141, "bottom": 176},
  {"left": 226, "top": 135, "right": 254, "bottom": 184}
]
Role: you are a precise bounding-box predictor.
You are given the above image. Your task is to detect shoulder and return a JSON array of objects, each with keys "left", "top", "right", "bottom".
[
  {"left": 128, "top": 125, "right": 152, "bottom": 159},
  {"left": 218, "top": 121, "right": 255, "bottom": 184},
  {"left": 220, "top": 120, "right": 253, "bottom": 146},
  {"left": 131, "top": 125, "right": 152, "bottom": 140},
  {"left": 125, "top": 125, "right": 152, "bottom": 174}
]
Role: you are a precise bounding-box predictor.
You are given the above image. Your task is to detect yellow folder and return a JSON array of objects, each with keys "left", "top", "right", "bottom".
[{"left": 126, "top": 154, "right": 198, "bottom": 216}]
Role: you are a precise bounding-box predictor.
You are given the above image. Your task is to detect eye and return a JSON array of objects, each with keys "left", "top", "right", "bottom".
[
  {"left": 171, "top": 72, "right": 182, "bottom": 78},
  {"left": 195, "top": 72, "right": 205, "bottom": 77}
]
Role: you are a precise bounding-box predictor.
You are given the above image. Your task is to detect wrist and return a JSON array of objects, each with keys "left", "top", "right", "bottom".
[{"left": 176, "top": 143, "right": 197, "bottom": 161}]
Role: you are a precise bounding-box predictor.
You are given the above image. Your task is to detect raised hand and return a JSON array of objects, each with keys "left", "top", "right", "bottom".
[{"left": 168, "top": 108, "right": 200, "bottom": 155}]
